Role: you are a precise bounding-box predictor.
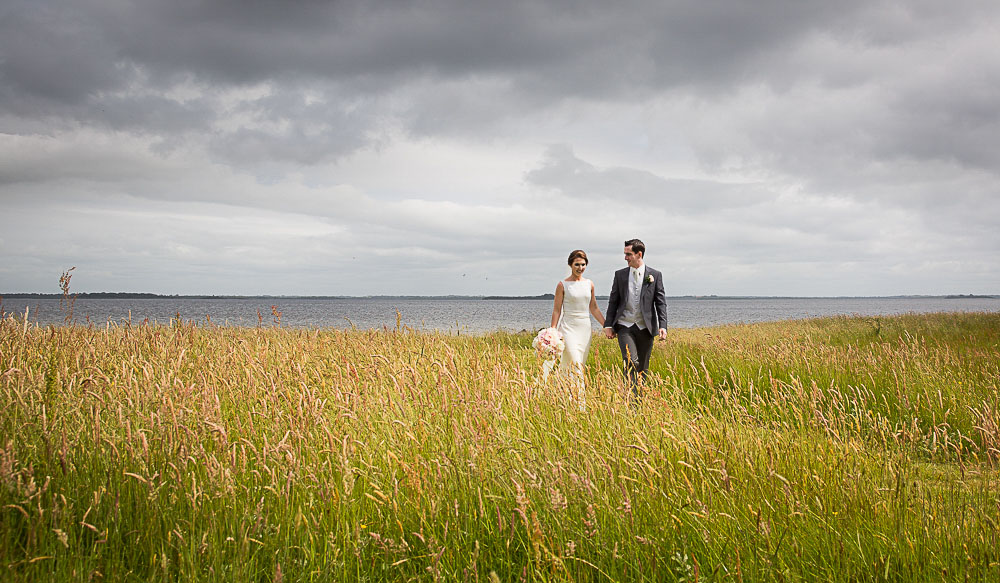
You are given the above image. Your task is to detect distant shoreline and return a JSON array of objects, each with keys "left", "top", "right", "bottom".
[{"left": 2, "top": 292, "right": 996, "bottom": 300}]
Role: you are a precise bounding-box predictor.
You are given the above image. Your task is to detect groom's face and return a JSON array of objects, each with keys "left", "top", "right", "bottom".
[{"left": 624, "top": 246, "right": 643, "bottom": 268}]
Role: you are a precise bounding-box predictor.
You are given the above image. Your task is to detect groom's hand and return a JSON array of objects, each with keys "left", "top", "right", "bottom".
[
  {"left": 657, "top": 328, "right": 667, "bottom": 341},
  {"left": 604, "top": 327, "right": 615, "bottom": 339}
]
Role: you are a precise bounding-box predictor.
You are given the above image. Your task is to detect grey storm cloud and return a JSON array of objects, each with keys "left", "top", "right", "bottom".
[
  {"left": 3, "top": 1, "right": 876, "bottom": 122},
  {"left": 525, "top": 144, "right": 774, "bottom": 213},
  {"left": 1, "top": 0, "right": 998, "bottom": 296},
  {"left": 6, "top": 0, "right": 997, "bottom": 173}
]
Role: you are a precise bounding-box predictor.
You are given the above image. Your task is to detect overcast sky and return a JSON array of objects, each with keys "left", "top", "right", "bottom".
[{"left": 2, "top": 0, "right": 998, "bottom": 297}]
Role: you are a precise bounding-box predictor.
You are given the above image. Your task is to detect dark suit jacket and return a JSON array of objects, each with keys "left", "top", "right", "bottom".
[{"left": 604, "top": 266, "right": 668, "bottom": 333}]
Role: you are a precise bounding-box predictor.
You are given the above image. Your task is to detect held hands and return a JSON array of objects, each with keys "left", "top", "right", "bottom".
[{"left": 603, "top": 327, "right": 665, "bottom": 340}]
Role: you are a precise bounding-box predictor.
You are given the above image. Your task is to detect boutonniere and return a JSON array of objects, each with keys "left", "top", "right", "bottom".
[{"left": 645, "top": 275, "right": 654, "bottom": 284}]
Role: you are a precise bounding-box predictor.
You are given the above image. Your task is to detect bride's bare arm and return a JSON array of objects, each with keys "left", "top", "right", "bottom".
[
  {"left": 589, "top": 282, "right": 605, "bottom": 327},
  {"left": 550, "top": 282, "right": 564, "bottom": 328}
]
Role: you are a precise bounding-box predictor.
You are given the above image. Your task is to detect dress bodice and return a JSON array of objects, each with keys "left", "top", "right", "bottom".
[{"left": 560, "top": 279, "right": 591, "bottom": 321}]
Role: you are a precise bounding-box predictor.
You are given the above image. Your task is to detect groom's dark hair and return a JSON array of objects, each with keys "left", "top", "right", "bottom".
[{"left": 625, "top": 239, "right": 645, "bottom": 257}]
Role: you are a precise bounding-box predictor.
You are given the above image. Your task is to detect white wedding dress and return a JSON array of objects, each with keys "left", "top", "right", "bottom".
[{"left": 545, "top": 278, "right": 594, "bottom": 408}]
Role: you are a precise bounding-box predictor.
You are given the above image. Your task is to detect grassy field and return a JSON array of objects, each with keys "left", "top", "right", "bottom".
[{"left": 1, "top": 311, "right": 999, "bottom": 581}]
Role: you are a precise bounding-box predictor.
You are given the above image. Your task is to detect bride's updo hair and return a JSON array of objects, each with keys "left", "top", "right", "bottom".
[{"left": 567, "top": 250, "right": 588, "bottom": 266}]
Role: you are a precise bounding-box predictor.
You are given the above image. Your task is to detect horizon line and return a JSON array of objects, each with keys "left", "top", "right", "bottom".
[{"left": 2, "top": 292, "right": 997, "bottom": 300}]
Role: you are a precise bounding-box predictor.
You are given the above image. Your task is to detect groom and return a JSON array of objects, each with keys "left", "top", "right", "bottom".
[{"left": 603, "top": 239, "right": 668, "bottom": 397}]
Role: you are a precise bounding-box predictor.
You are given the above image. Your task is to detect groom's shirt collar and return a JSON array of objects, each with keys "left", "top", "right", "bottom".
[{"left": 630, "top": 264, "right": 645, "bottom": 281}]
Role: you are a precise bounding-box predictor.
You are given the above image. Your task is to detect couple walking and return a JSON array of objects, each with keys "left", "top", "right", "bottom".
[{"left": 547, "top": 239, "right": 668, "bottom": 404}]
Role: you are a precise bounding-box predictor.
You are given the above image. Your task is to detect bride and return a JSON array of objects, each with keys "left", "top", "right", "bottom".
[{"left": 546, "top": 250, "right": 606, "bottom": 407}]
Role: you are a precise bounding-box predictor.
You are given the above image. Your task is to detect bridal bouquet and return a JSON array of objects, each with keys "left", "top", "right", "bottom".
[{"left": 532, "top": 327, "right": 565, "bottom": 361}]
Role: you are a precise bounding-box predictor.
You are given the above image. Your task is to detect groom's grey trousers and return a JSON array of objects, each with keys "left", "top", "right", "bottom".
[{"left": 616, "top": 324, "right": 654, "bottom": 393}]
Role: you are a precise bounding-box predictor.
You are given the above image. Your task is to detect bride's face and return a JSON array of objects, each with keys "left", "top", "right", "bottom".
[{"left": 571, "top": 259, "right": 587, "bottom": 277}]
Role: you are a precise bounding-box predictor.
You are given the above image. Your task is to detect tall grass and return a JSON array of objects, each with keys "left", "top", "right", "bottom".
[{"left": 1, "top": 312, "right": 998, "bottom": 581}]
